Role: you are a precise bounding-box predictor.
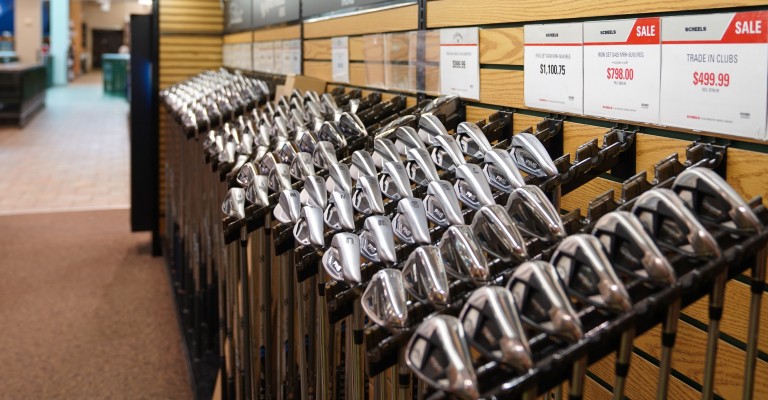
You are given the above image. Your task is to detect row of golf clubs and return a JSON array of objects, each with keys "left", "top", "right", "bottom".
[{"left": 168, "top": 73, "right": 768, "bottom": 398}]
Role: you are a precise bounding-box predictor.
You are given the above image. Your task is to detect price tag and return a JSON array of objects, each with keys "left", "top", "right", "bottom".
[
  {"left": 283, "top": 39, "right": 302, "bottom": 75},
  {"left": 439, "top": 27, "right": 480, "bottom": 100},
  {"left": 524, "top": 23, "right": 584, "bottom": 114},
  {"left": 332, "top": 36, "right": 350, "bottom": 83},
  {"left": 583, "top": 18, "right": 661, "bottom": 123},
  {"left": 263, "top": 41, "right": 275, "bottom": 73},
  {"left": 660, "top": 12, "right": 768, "bottom": 140}
]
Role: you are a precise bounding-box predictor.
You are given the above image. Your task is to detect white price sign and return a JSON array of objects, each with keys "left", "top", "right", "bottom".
[
  {"left": 439, "top": 27, "right": 480, "bottom": 100},
  {"left": 273, "top": 41, "right": 284, "bottom": 74},
  {"left": 660, "top": 12, "right": 768, "bottom": 140},
  {"left": 583, "top": 18, "right": 661, "bottom": 123},
  {"left": 263, "top": 42, "right": 275, "bottom": 73},
  {"left": 332, "top": 36, "right": 350, "bottom": 83},
  {"left": 524, "top": 23, "right": 584, "bottom": 115},
  {"left": 283, "top": 39, "right": 302, "bottom": 75}
]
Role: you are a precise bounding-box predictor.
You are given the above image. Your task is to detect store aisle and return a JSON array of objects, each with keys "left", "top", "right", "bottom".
[
  {"left": 0, "top": 75, "right": 192, "bottom": 398},
  {"left": 0, "top": 72, "right": 130, "bottom": 215}
]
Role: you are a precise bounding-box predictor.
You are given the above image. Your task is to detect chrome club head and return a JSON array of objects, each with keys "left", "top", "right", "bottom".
[
  {"left": 417, "top": 114, "right": 449, "bottom": 145},
  {"left": 300, "top": 175, "right": 328, "bottom": 208},
  {"left": 296, "top": 126, "right": 319, "bottom": 153},
  {"left": 318, "top": 121, "right": 347, "bottom": 148},
  {"left": 454, "top": 163, "right": 496, "bottom": 210},
  {"left": 290, "top": 152, "right": 316, "bottom": 181},
  {"left": 361, "top": 269, "right": 409, "bottom": 333},
  {"left": 312, "top": 141, "right": 338, "bottom": 170},
  {"left": 379, "top": 161, "right": 414, "bottom": 200},
  {"left": 245, "top": 175, "right": 270, "bottom": 207},
  {"left": 277, "top": 140, "right": 300, "bottom": 163},
  {"left": 338, "top": 112, "right": 367, "bottom": 137},
  {"left": 324, "top": 190, "right": 356, "bottom": 232},
  {"left": 402, "top": 246, "right": 451, "bottom": 308},
  {"left": 268, "top": 163, "right": 293, "bottom": 193},
  {"left": 220, "top": 141, "right": 237, "bottom": 164},
  {"left": 456, "top": 122, "right": 493, "bottom": 159},
  {"left": 373, "top": 138, "right": 402, "bottom": 169},
  {"left": 395, "top": 126, "right": 427, "bottom": 157},
  {"left": 377, "top": 115, "right": 417, "bottom": 140},
  {"left": 483, "top": 149, "right": 526, "bottom": 193},
  {"left": 506, "top": 185, "right": 567, "bottom": 242},
  {"left": 405, "top": 315, "right": 480, "bottom": 400},
  {"left": 273, "top": 189, "right": 302, "bottom": 224},
  {"left": 350, "top": 150, "right": 378, "bottom": 181},
  {"left": 293, "top": 205, "right": 326, "bottom": 247},
  {"left": 439, "top": 225, "right": 490, "bottom": 285},
  {"left": 253, "top": 146, "right": 270, "bottom": 164},
  {"left": 506, "top": 260, "right": 583, "bottom": 342},
  {"left": 423, "top": 180, "right": 465, "bottom": 227},
  {"left": 631, "top": 188, "right": 721, "bottom": 259},
  {"left": 459, "top": 286, "right": 533, "bottom": 372},
  {"left": 326, "top": 163, "right": 354, "bottom": 194},
  {"left": 509, "top": 132, "right": 558, "bottom": 178},
  {"left": 222, "top": 187, "right": 246, "bottom": 220},
  {"left": 593, "top": 211, "right": 676, "bottom": 286},
  {"left": 359, "top": 215, "right": 398, "bottom": 264},
  {"left": 431, "top": 134, "right": 467, "bottom": 171},
  {"left": 258, "top": 151, "right": 280, "bottom": 176},
  {"left": 349, "top": 98, "right": 361, "bottom": 114},
  {"left": 392, "top": 197, "right": 432, "bottom": 245},
  {"left": 321, "top": 232, "right": 362, "bottom": 284},
  {"left": 352, "top": 175, "right": 386, "bottom": 216},
  {"left": 470, "top": 204, "right": 528, "bottom": 262},
  {"left": 671, "top": 167, "right": 762, "bottom": 233},
  {"left": 405, "top": 148, "right": 441, "bottom": 185},
  {"left": 236, "top": 162, "right": 258, "bottom": 188},
  {"left": 551, "top": 234, "right": 633, "bottom": 313}
]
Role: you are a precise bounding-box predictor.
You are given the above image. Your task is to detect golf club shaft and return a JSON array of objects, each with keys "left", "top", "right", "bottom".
[
  {"left": 702, "top": 271, "right": 727, "bottom": 400},
  {"left": 569, "top": 356, "right": 587, "bottom": 400},
  {"left": 315, "top": 275, "right": 333, "bottom": 400},
  {"left": 743, "top": 247, "right": 767, "bottom": 400},
  {"left": 240, "top": 231, "right": 253, "bottom": 399},
  {"left": 656, "top": 299, "right": 680, "bottom": 400},
  {"left": 613, "top": 328, "right": 635, "bottom": 400},
  {"left": 345, "top": 301, "right": 366, "bottom": 400}
]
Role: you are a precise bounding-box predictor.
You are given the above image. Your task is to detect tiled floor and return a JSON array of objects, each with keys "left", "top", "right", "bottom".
[{"left": 0, "top": 72, "right": 130, "bottom": 215}]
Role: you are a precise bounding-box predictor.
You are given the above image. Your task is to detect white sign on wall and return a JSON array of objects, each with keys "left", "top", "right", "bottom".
[
  {"left": 583, "top": 18, "right": 661, "bottom": 123},
  {"left": 332, "top": 36, "right": 350, "bottom": 83},
  {"left": 524, "top": 23, "right": 584, "bottom": 115},
  {"left": 660, "top": 12, "right": 768, "bottom": 140},
  {"left": 439, "top": 27, "right": 480, "bottom": 100},
  {"left": 283, "top": 39, "right": 302, "bottom": 75}
]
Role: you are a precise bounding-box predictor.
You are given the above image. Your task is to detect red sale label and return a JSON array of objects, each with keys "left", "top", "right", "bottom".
[
  {"left": 660, "top": 12, "right": 768, "bottom": 140},
  {"left": 583, "top": 18, "right": 662, "bottom": 123}
]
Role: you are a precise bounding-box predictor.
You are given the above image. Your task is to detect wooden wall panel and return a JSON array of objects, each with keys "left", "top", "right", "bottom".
[
  {"left": 158, "top": 0, "right": 223, "bottom": 224},
  {"left": 561, "top": 177, "right": 621, "bottom": 213},
  {"left": 304, "top": 39, "right": 331, "bottom": 60},
  {"left": 252, "top": 24, "right": 301, "bottom": 42},
  {"left": 224, "top": 31, "right": 252, "bottom": 44},
  {"left": 427, "top": 0, "right": 768, "bottom": 27},
  {"left": 480, "top": 28, "right": 524, "bottom": 66},
  {"left": 635, "top": 134, "right": 690, "bottom": 179},
  {"left": 303, "top": 61, "right": 332, "bottom": 81},
  {"left": 589, "top": 352, "right": 701, "bottom": 399},
  {"left": 479, "top": 69, "right": 524, "bottom": 108},
  {"left": 726, "top": 148, "right": 768, "bottom": 201},
  {"left": 304, "top": 4, "right": 418, "bottom": 38}
]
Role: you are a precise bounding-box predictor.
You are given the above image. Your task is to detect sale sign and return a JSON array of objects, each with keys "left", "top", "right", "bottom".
[
  {"left": 524, "top": 23, "right": 584, "bottom": 115},
  {"left": 660, "top": 12, "right": 768, "bottom": 140},
  {"left": 583, "top": 18, "right": 661, "bottom": 123}
]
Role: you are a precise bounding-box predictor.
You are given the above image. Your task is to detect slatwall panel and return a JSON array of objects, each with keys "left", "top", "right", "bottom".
[
  {"left": 303, "top": 2, "right": 768, "bottom": 397},
  {"left": 424, "top": 0, "right": 768, "bottom": 397},
  {"left": 158, "top": 0, "right": 224, "bottom": 230}
]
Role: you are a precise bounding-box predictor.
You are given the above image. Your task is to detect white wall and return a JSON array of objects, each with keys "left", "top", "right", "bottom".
[
  {"left": 14, "top": 0, "right": 42, "bottom": 64},
  {"left": 50, "top": 0, "right": 68, "bottom": 84}
]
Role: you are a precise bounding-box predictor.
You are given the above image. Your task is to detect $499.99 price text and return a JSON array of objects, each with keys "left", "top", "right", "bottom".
[
  {"left": 692, "top": 72, "right": 730, "bottom": 87},
  {"left": 540, "top": 64, "right": 566, "bottom": 75}
]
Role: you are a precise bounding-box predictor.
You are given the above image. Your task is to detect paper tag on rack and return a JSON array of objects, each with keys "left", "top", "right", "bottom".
[
  {"left": 439, "top": 27, "right": 480, "bottom": 100},
  {"left": 283, "top": 39, "right": 302, "bottom": 75},
  {"left": 583, "top": 18, "right": 661, "bottom": 123},
  {"left": 524, "top": 23, "right": 584, "bottom": 114},
  {"left": 332, "top": 36, "right": 350, "bottom": 83},
  {"left": 660, "top": 11, "right": 768, "bottom": 140}
]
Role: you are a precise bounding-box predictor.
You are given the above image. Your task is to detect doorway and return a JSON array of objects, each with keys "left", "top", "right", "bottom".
[{"left": 92, "top": 29, "right": 124, "bottom": 69}]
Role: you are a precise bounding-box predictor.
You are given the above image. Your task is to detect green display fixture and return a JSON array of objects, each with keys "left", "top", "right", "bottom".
[{"left": 102, "top": 53, "right": 130, "bottom": 98}]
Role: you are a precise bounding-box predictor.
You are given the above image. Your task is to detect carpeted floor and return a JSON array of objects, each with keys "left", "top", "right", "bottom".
[{"left": 0, "top": 209, "right": 192, "bottom": 399}]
